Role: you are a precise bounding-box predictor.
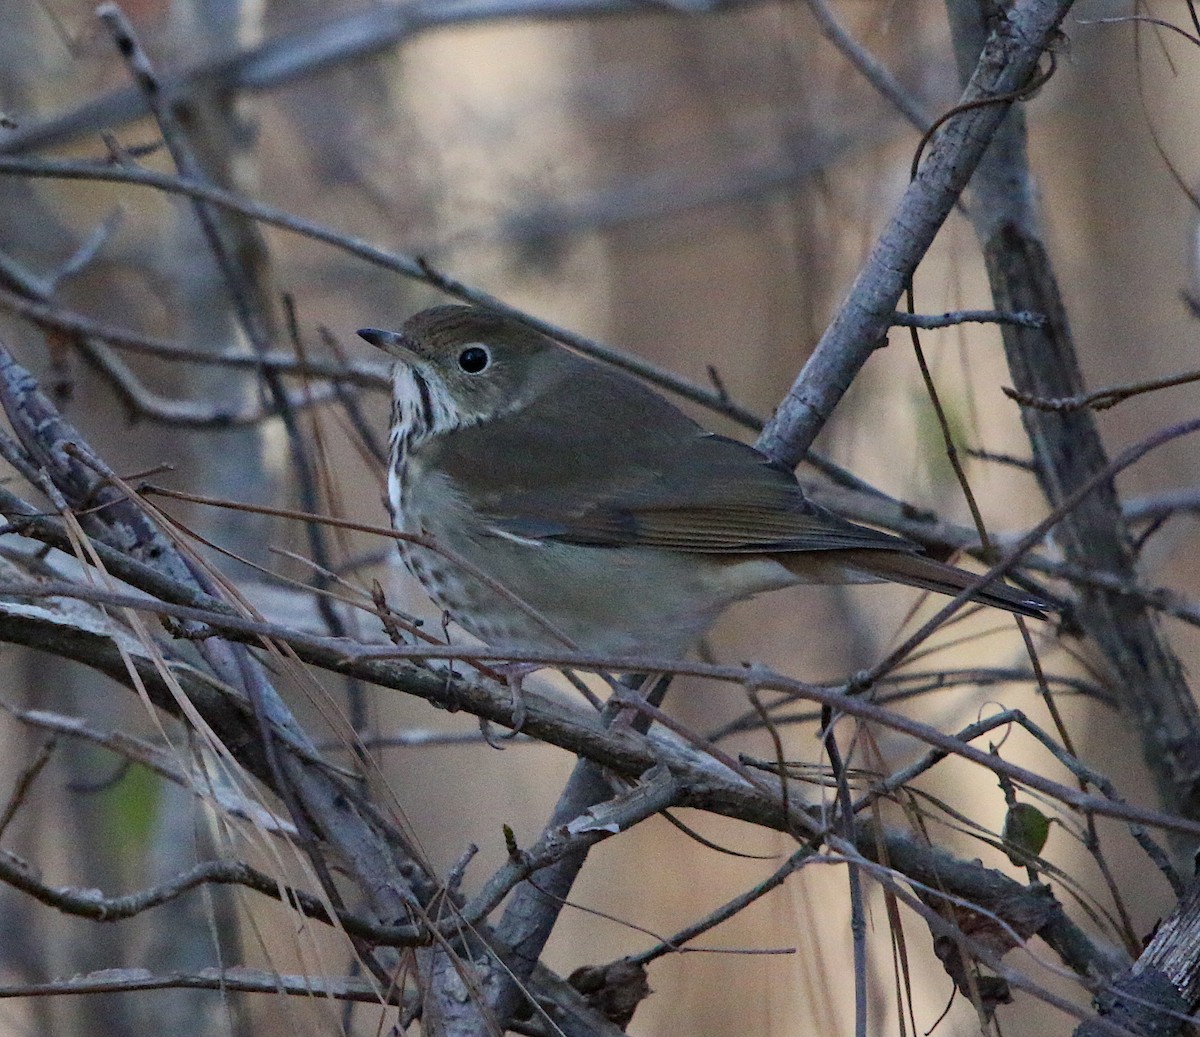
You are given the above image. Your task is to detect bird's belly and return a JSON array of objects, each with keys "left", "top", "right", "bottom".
[{"left": 395, "top": 482, "right": 796, "bottom": 657}]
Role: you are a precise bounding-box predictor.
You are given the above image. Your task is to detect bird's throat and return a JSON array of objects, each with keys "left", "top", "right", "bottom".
[{"left": 391, "top": 364, "right": 461, "bottom": 449}]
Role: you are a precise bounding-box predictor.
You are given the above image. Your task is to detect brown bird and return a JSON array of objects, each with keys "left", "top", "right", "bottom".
[{"left": 359, "top": 306, "right": 1045, "bottom": 659}]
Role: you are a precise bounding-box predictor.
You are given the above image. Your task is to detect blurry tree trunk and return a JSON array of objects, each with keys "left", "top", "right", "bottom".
[
  {"left": 946, "top": 0, "right": 1200, "bottom": 838},
  {"left": 129, "top": 2, "right": 270, "bottom": 1034},
  {"left": 0, "top": 9, "right": 139, "bottom": 1036}
]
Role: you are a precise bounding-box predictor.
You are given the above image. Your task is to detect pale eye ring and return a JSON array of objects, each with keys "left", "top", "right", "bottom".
[{"left": 457, "top": 345, "right": 490, "bottom": 374}]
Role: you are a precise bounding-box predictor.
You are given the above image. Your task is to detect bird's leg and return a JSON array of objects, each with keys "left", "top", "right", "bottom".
[{"left": 479, "top": 661, "right": 538, "bottom": 740}]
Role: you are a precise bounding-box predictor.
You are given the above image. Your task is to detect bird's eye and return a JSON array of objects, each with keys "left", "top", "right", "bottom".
[{"left": 457, "top": 346, "right": 490, "bottom": 374}]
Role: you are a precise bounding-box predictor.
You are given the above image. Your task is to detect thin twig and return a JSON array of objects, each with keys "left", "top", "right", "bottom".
[
  {"left": 1004, "top": 367, "right": 1200, "bottom": 412},
  {"left": 860, "top": 415, "right": 1200, "bottom": 686},
  {"left": 891, "top": 308, "right": 1045, "bottom": 329},
  {"left": 802, "top": 0, "right": 935, "bottom": 131},
  {"left": 0, "top": 285, "right": 389, "bottom": 386}
]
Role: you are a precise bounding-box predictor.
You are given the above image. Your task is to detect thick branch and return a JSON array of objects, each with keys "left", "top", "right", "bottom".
[
  {"left": 757, "top": 0, "right": 1075, "bottom": 466},
  {"left": 1074, "top": 876, "right": 1200, "bottom": 1037}
]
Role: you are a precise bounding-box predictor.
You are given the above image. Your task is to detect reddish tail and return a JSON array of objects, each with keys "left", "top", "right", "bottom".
[{"left": 823, "top": 549, "right": 1048, "bottom": 619}]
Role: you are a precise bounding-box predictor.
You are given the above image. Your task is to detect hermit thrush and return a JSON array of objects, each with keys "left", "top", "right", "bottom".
[{"left": 358, "top": 306, "right": 1045, "bottom": 659}]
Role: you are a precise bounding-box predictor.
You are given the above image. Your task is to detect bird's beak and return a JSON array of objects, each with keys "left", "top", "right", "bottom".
[{"left": 357, "top": 327, "right": 420, "bottom": 360}]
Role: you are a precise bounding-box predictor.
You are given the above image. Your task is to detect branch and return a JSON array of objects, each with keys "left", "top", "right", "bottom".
[
  {"left": 0, "top": 966, "right": 386, "bottom": 1005},
  {"left": 0, "top": 333, "right": 449, "bottom": 1004},
  {"left": 1074, "top": 876, "right": 1200, "bottom": 1037},
  {"left": 757, "top": 0, "right": 1075, "bottom": 466},
  {"left": 802, "top": 0, "right": 936, "bottom": 131},
  {"left": 0, "top": 547, "right": 1136, "bottom": 1010},
  {"left": 1003, "top": 366, "right": 1200, "bottom": 412},
  {"left": 0, "top": 0, "right": 769, "bottom": 157},
  {"left": 944, "top": 0, "right": 1200, "bottom": 823},
  {"left": 1, "top": 575, "right": 1197, "bottom": 844},
  {"left": 0, "top": 285, "right": 389, "bottom": 383}
]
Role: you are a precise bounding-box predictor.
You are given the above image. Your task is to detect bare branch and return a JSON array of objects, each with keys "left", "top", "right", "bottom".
[
  {"left": 758, "top": 0, "right": 1075, "bottom": 466},
  {"left": 0, "top": 966, "right": 386, "bottom": 1005}
]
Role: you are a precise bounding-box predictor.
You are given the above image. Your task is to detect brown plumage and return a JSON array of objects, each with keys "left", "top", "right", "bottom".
[{"left": 360, "top": 306, "right": 1046, "bottom": 658}]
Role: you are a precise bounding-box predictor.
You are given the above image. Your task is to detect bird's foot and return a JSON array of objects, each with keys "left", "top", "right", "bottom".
[{"left": 479, "top": 661, "right": 538, "bottom": 743}]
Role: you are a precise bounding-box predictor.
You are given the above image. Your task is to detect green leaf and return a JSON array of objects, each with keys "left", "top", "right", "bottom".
[{"left": 1002, "top": 802, "right": 1050, "bottom": 866}]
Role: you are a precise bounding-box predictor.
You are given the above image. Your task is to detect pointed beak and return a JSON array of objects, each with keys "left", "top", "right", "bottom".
[{"left": 357, "top": 327, "right": 418, "bottom": 360}]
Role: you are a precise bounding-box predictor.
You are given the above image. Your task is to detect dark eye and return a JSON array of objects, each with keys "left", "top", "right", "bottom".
[{"left": 458, "top": 346, "right": 490, "bottom": 373}]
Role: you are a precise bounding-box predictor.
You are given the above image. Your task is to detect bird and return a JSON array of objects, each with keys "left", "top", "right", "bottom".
[{"left": 358, "top": 305, "right": 1045, "bottom": 660}]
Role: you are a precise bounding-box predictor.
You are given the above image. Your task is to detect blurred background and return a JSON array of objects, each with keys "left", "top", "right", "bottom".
[{"left": 1, "top": 0, "right": 1199, "bottom": 1033}]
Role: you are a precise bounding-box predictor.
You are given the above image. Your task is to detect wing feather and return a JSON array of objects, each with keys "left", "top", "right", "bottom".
[{"left": 418, "top": 359, "right": 917, "bottom": 556}]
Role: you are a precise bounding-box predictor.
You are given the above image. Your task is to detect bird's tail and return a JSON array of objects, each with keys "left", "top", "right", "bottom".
[{"left": 800, "top": 549, "right": 1049, "bottom": 619}]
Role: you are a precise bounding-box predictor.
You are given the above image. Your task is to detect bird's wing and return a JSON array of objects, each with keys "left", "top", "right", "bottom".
[
  {"left": 422, "top": 370, "right": 916, "bottom": 555},
  {"left": 500, "top": 435, "right": 915, "bottom": 554}
]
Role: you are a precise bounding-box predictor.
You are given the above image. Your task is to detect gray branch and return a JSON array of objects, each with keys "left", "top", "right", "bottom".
[{"left": 757, "top": 0, "right": 1075, "bottom": 467}]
